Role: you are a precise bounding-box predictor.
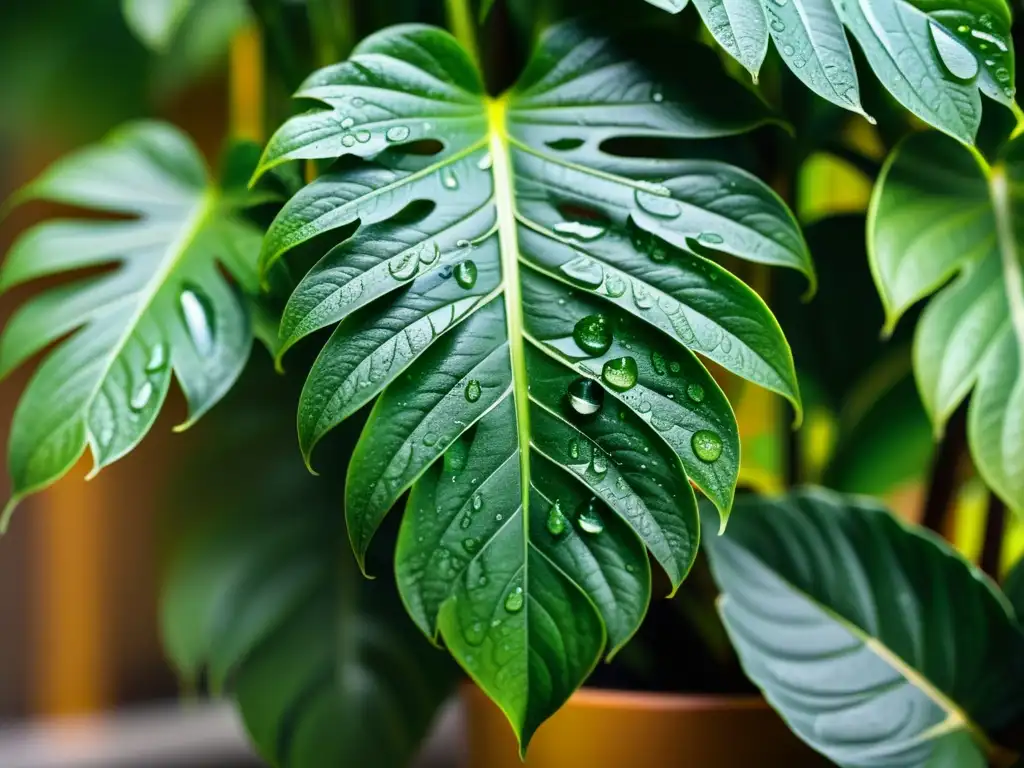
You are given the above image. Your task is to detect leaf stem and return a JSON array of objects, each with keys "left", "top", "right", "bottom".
[
  {"left": 980, "top": 493, "right": 1007, "bottom": 581},
  {"left": 445, "top": 0, "right": 480, "bottom": 67},
  {"left": 919, "top": 403, "right": 966, "bottom": 536}
]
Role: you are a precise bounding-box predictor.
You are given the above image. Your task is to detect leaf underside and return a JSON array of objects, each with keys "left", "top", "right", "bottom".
[
  {"left": 704, "top": 487, "right": 1024, "bottom": 767},
  {"left": 0, "top": 121, "right": 262, "bottom": 529},
  {"left": 257, "top": 22, "right": 810, "bottom": 748},
  {"left": 656, "top": 0, "right": 1015, "bottom": 143},
  {"left": 869, "top": 131, "right": 1024, "bottom": 516}
]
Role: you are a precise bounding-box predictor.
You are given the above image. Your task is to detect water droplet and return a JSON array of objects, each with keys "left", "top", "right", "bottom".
[
  {"left": 957, "top": 24, "right": 969, "bottom": 33},
  {"left": 388, "top": 251, "right": 419, "bottom": 280},
  {"left": 604, "top": 273, "right": 626, "bottom": 297},
  {"left": 567, "top": 377, "right": 604, "bottom": 415},
  {"left": 351, "top": 96, "right": 365, "bottom": 107},
  {"left": 573, "top": 314, "right": 613, "bottom": 356},
  {"left": 772, "top": 0, "right": 787, "bottom": 5},
  {"left": 930, "top": 23, "right": 979, "bottom": 80},
  {"left": 442, "top": 169, "right": 459, "bottom": 190},
  {"left": 465, "top": 379, "right": 482, "bottom": 402},
  {"left": 782, "top": 45, "right": 794, "bottom": 56},
  {"left": 771, "top": 19, "right": 785, "bottom": 33},
  {"left": 341, "top": 134, "right": 356, "bottom": 147},
  {"left": 971, "top": 28, "right": 1007, "bottom": 52},
  {"left": 577, "top": 499, "right": 604, "bottom": 535},
  {"left": 652, "top": 90, "right": 664, "bottom": 103},
  {"left": 560, "top": 256, "right": 604, "bottom": 288},
  {"left": 179, "top": 286, "right": 215, "bottom": 357},
  {"left": 632, "top": 281, "right": 654, "bottom": 310},
  {"left": 420, "top": 243, "right": 440, "bottom": 265},
  {"left": 568, "top": 438, "right": 581, "bottom": 460},
  {"left": 463, "top": 538, "right": 479, "bottom": 553},
  {"left": 477, "top": 153, "right": 493, "bottom": 170},
  {"left": 504, "top": 588, "right": 524, "bottom": 613},
  {"left": 554, "top": 221, "right": 607, "bottom": 241},
  {"left": 591, "top": 453, "right": 608, "bottom": 476},
  {"left": 602, "top": 357, "right": 639, "bottom": 392},
  {"left": 691, "top": 430, "right": 723, "bottom": 462},
  {"left": 445, "top": 438, "right": 470, "bottom": 473},
  {"left": 423, "top": 432, "right": 439, "bottom": 446},
  {"left": 687, "top": 383, "right": 705, "bottom": 403},
  {"left": 145, "top": 343, "right": 167, "bottom": 373},
  {"left": 625, "top": 563, "right": 636, "bottom": 573},
  {"left": 651, "top": 351, "right": 667, "bottom": 375},
  {"left": 669, "top": 361, "right": 681, "bottom": 375},
  {"left": 698, "top": 232, "right": 724, "bottom": 245},
  {"left": 635, "top": 189, "right": 681, "bottom": 219},
  {"left": 454, "top": 260, "right": 478, "bottom": 289},
  {"left": 460, "top": 516, "right": 472, "bottom": 530},
  {"left": 996, "top": 67, "right": 1011, "bottom": 82},
  {"left": 547, "top": 500, "right": 568, "bottom": 537},
  {"left": 386, "top": 125, "right": 411, "bottom": 142},
  {"left": 340, "top": 117, "right": 355, "bottom": 129},
  {"left": 356, "top": 130, "right": 371, "bottom": 143},
  {"left": 130, "top": 381, "right": 153, "bottom": 411},
  {"left": 472, "top": 494, "right": 483, "bottom": 511}
]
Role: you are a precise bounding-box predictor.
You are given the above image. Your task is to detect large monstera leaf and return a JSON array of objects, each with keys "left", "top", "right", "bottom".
[
  {"left": 161, "top": 370, "right": 454, "bottom": 768},
  {"left": 256, "top": 23, "right": 811, "bottom": 747},
  {"left": 649, "top": 0, "right": 1014, "bottom": 143},
  {"left": 869, "top": 131, "right": 1024, "bottom": 516},
  {"left": 0, "top": 122, "right": 263, "bottom": 529},
  {"left": 705, "top": 488, "right": 1024, "bottom": 767}
]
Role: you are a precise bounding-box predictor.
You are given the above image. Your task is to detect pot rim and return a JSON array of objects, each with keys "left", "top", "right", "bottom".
[{"left": 461, "top": 682, "right": 770, "bottom": 712}]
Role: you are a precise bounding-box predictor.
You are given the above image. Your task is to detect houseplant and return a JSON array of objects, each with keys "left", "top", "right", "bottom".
[{"left": 1, "top": 0, "right": 1023, "bottom": 765}]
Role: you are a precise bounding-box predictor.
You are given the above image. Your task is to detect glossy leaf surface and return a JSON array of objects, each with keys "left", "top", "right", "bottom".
[
  {"left": 0, "top": 122, "right": 263, "bottom": 529},
  {"left": 869, "top": 131, "right": 1024, "bottom": 515},
  {"left": 258, "top": 23, "right": 809, "bottom": 748},
  {"left": 651, "top": 0, "right": 1014, "bottom": 142},
  {"left": 161, "top": 370, "right": 454, "bottom": 768},
  {"left": 705, "top": 487, "right": 1024, "bottom": 767}
]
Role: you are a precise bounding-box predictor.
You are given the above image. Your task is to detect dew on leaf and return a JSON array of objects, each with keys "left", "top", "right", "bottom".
[
  {"left": 179, "top": 286, "right": 216, "bottom": 357},
  {"left": 971, "top": 29, "right": 1008, "bottom": 52},
  {"left": 603, "top": 273, "right": 627, "bottom": 297},
  {"left": 386, "top": 125, "right": 411, "bottom": 142},
  {"left": 635, "top": 189, "right": 681, "bottom": 219},
  {"left": 687, "top": 383, "right": 706, "bottom": 403},
  {"left": 591, "top": 453, "right": 608, "bottom": 476},
  {"left": 130, "top": 381, "right": 153, "bottom": 412},
  {"left": 632, "top": 280, "right": 654, "bottom": 310},
  {"left": 454, "top": 260, "right": 478, "bottom": 288},
  {"left": 602, "top": 357, "right": 639, "bottom": 392},
  {"left": 145, "top": 343, "right": 167, "bottom": 373},
  {"left": 420, "top": 243, "right": 440, "bottom": 265},
  {"left": 477, "top": 152, "right": 493, "bottom": 170},
  {"left": 652, "top": 90, "right": 664, "bottom": 103},
  {"left": 547, "top": 500, "right": 568, "bottom": 537},
  {"left": 573, "top": 314, "right": 613, "bottom": 356},
  {"left": 930, "top": 23, "right": 979, "bottom": 80},
  {"left": 697, "top": 232, "right": 724, "bottom": 245},
  {"left": 442, "top": 168, "right": 459, "bottom": 190},
  {"left": 472, "top": 493, "right": 483, "bottom": 511},
  {"left": 465, "top": 379, "right": 482, "bottom": 402},
  {"left": 423, "top": 432, "right": 439, "bottom": 446},
  {"left": 504, "top": 588, "right": 524, "bottom": 613},
  {"left": 554, "top": 221, "right": 607, "bottom": 241},
  {"left": 462, "top": 538, "right": 479, "bottom": 553},
  {"left": 568, "top": 437, "right": 581, "bottom": 460},
  {"left": 356, "top": 130, "right": 371, "bottom": 143},
  {"left": 577, "top": 499, "right": 604, "bottom": 534},
  {"left": 567, "top": 377, "right": 604, "bottom": 415},
  {"left": 651, "top": 351, "right": 667, "bottom": 375},
  {"left": 692, "top": 430, "right": 723, "bottom": 462},
  {"left": 561, "top": 256, "right": 604, "bottom": 288},
  {"left": 388, "top": 251, "right": 419, "bottom": 280}
]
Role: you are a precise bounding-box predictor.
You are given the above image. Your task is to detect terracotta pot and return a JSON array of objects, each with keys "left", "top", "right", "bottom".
[{"left": 462, "top": 684, "right": 830, "bottom": 767}]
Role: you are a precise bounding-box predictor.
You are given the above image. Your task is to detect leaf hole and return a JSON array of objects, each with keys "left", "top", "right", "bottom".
[{"left": 545, "top": 138, "right": 585, "bottom": 151}]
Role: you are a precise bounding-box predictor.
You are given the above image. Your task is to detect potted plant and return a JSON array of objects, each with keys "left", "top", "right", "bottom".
[{"left": 1, "top": 0, "right": 1022, "bottom": 766}]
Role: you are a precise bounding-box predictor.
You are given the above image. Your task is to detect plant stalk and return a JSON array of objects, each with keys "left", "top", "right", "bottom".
[
  {"left": 980, "top": 493, "right": 1007, "bottom": 581},
  {"left": 445, "top": 0, "right": 481, "bottom": 67},
  {"left": 919, "top": 404, "right": 967, "bottom": 536}
]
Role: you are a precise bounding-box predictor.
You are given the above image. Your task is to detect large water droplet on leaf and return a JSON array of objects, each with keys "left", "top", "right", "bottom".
[
  {"left": 691, "top": 430, "right": 723, "bottom": 462},
  {"left": 504, "top": 588, "right": 524, "bottom": 613},
  {"left": 603, "top": 273, "right": 627, "bottom": 297},
  {"left": 341, "top": 117, "right": 355, "bottom": 129},
  {"left": 179, "top": 286, "right": 215, "bottom": 357},
  {"left": 445, "top": 437, "right": 470, "bottom": 473},
  {"left": 477, "top": 152, "right": 493, "bottom": 170},
  {"left": 602, "top": 357, "right": 638, "bottom": 392},
  {"left": 567, "top": 377, "right": 604, "bottom": 415},
  {"left": 130, "top": 381, "right": 153, "bottom": 412},
  {"left": 577, "top": 499, "right": 604, "bottom": 534},
  {"left": 573, "top": 314, "right": 612, "bottom": 356},
  {"left": 388, "top": 251, "right": 419, "bottom": 280},
  {"left": 442, "top": 168, "right": 459, "bottom": 190},
  {"left": 561, "top": 256, "right": 604, "bottom": 288},
  {"left": 635, "top": 189, "right": 681, "bottom": 219},
  {"left": 687, "top": 383, "right": 705, "bottom": 403},
  {"left": 454, "top": 260, "right": 477, "bottom": 288},
  {"left": 465, "top": 379, "right": 482, "bottom": 402},
  {"left": 568, "top": 437, "right": 581, "bottom": 460},
  {"left": 590, "top": 453, "right": 608, "bottom": 477},
  {"left": 386, "top": 125, "right": 411, "bottom": 142},
  {"left": 930, "top": 23, "right": 979, "bottom": 80},
  {"left": 145, "top": 343, "right": 167, "bottom": 373},
  {"left": 547, "top": 500, "right": 568, "bottom": 537},
  {"left": 554, "top": 221, "right": 607, "bottom": 241}
]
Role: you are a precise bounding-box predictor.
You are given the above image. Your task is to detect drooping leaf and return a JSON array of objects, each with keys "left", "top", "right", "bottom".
[
  {"left": 0, "top": 122, "right": 263, "bottom": 529},
  {"left": 160, "top": 364, "right": 455, "bottom": 768},
  {"left": 869, "top": 131, "right": 1024, "bottom": 516},
  {"left": 257, "top": 22, "right": 810, "bottom": 748},
  {"left": 704, "top": 487, "right": 1024, "bottom": 767},
  {"left": 649, "top": 0, "right": 1014, "bottom": 142}
]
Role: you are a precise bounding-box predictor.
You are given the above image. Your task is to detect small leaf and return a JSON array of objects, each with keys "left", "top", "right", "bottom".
[
  {"left": 869, "top": 131, "right": 1024, "bottom": 515},
  {"left": 0, "top": 122, "right": 263, "bottom": 529},
  {"left": 704, "top": 487, "right": 1024, "bottom": 767}
]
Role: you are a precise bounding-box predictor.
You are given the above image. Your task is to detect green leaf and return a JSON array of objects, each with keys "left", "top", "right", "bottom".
[
  {"left": 1005, "top": 558, "right": 1024, "bottom": 620},
  {"left": 649, "top": 0, "right": 1014, "bottom": 142},
  {"left": 0, "top": 122, "right": 262, "bottom": 530},
  {"left": 869, "top": 131, "right": 1024, "bottom": 515},
  {"left": 161, "top": 370, "right": 454, "bottom": 768},
  {"left": 704, "top": 487, "right": 1024, "bottom": 767},
  {"left": 122, "top": 0, "right": 192, "bottom": 51},
  {"left": 259, "top": 23, "right": 809, "bottom": 749}
]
